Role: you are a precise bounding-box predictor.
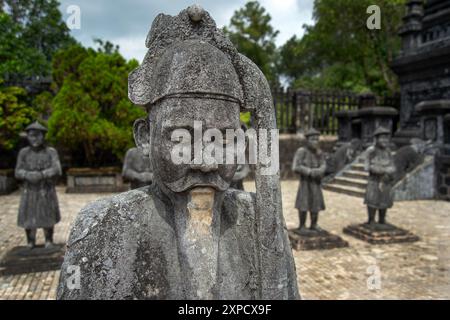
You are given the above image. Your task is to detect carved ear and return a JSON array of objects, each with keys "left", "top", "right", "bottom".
[{"left": 133, "top": 118, "right": 151, "bottom": 155}]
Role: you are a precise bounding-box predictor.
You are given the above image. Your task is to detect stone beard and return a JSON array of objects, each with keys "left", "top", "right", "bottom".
[{"left": 57, "top": 5, "right": 299, "bottom": 300}]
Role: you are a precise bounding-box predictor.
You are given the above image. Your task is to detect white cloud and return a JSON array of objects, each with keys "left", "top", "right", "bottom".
[
  {"left": 114, "top": 36, "right": 148, "bottom": 62},
  {"left": 59, "top": 0, "right": 314, "bottom": 60}
]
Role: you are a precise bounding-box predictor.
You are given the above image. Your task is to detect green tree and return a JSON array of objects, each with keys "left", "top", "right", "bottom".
[
  {"left": 0, "top": 0, "right": 75, "bottom": 82},
  {"left": 0, "top": 80, "right": 37, "bottom": 151},
  {"left": 279, "top": 0, "right": 406, "bottom": 95},
  {"left": 224, "top": 1, "right": 279, "bottom": 85},
  {"left": 0, "top": 12, "right": 49, "bottom": 81},
  {"left": 47, "top": 44, "right": 145, "bottom": 167}
]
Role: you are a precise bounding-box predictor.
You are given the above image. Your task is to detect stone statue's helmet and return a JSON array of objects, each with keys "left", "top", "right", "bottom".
[
  {"left": 128, "top": 4, "right": 265, "bottom": 114},
  {"left": 304, "top": 128, "right": 321, "bottom": 137},
  {"left": 373, "top": 126, "right": 391, "bottom": 137},
  {"left": 139, "top": 39, "right": 243, "bottom": 107},
  {"left": 128, "top": 5, "right": 299, "bottom": 300},
  {"left": 25, "top": 121, "right": 48, "bottom": 133}
]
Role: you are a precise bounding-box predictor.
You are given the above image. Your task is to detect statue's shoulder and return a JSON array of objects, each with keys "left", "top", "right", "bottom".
[
  {"left": 67, "top": 186, "right": 154, "bottom": 247},
  {"left": 45, "top": 146, "right": 58, "bottom": 153},
  {"left": 17, "top": 146, "right": 31, "bottom": 157},
  {"left": 366, "top": 145, "right": 376, "bottom": 157},
  {"left": 44, "top": 146, "right": 59, "bottom": 156},
  {"left": 126, "top": 147, "right": 139, "bottom": 156},
  {"left": 295, "top": 147, "right": 307, "bottom": 156}
]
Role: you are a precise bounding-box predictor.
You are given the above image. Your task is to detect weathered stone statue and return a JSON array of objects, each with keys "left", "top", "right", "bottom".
[
  {"left": 392, "top": 138, "right": 428, "bottom": 183},
  {"left": 325, "top": 138, "right": 362, "bottom": 177},
  {"left": 292, "top": 129, "right": 326, "bottom": 234},
  {"left": 289, "top": 129, "right": 348, "bottom": 250},
  {"left": 364, "top": 127, "right": 396, "bottom": 228},
  {"left": 122, "top": 147, "right": 153, "bottom": 189},
  {"left": 15, "top": 121, "right": 62, "bottom": 249},
  {"left": 343, "top": 126, "right": 419, "bottom": 244},
  {"left": 58, "top": 5, "right": 299, "bottom": 300}
]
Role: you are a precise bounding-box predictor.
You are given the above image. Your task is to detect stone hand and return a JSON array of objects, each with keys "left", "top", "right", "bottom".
[
  {"left": 304, "top": 168, "right": 312, "bottom": 178},
  {"left": 385, "top": 166, "right": 396, "bottom": 176},
  {"left": 140, "top": 172, "right": 153, "bottom": 182},
  {"left": 26, "top": 171, "right": 43, "bottom": 184},
  {"left": 310, "top": 169, "right": 323, "bottom": 180}
]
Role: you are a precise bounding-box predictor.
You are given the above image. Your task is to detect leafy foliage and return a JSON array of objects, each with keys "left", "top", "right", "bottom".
[
  {"left": 0, "top": 0, "right": 75, "bottom": 82},
  {"left": 47, "top": 45, "right": 145, "bottom": 167},
  {"left": 0, "top": 80, "right": 36, "bottom": 151},
  {"left": 224, "top": 1, "right": 279, "bottom": 85},
  {"left": 278, "top": 0, "right": 406, "bottom": 95},
  {"left": 0, "top": 12, "right": 49, "bottom": 81}
]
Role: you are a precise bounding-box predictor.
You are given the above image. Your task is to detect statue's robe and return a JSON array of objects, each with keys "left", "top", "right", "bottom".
[
  {"left": 15, "top": 146, "right": 61, "bottom": 229},
  {"left": 292, "top": 147, "right": 326, "bottom": 212},
  {"left": 57, "top": 185, "right": 298, "bottom": 300},
  {"left": 122, "top": 147, "right": 153, "bottom": 189},
  {"left": 364, "top": 146, "right": 395, "bottom": 210}
]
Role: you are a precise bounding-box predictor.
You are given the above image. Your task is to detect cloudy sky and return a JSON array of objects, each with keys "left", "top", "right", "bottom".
[{"left": 58, "top": 0, "right": 314, "bottom": 62}]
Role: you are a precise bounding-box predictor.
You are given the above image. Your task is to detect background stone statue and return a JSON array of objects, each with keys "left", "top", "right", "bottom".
[
  {"left": 292, "top": 128, "right": 326, "bottom": 234},
  {"left": 230, "top": 122, "right": 250, "bottom": 190},
  {"left": 15, "top": 121, "right": 62, "bottom": 249},
  {"left": 325, "top": 138, "right": 362, "bottom": 176},
  {"left": 392, "top": 138, "right": 429, "bottom": 183},
  {"left": 122, "top": 147, "right": 153, "bottom": 189},
  {"left": 58, "top": 5, "right": 299, "bottom": 300},
  {"left": 364, "top": 127, "right": 396, "bottom": 228},
  {"left": 230, "top": 164, "right": 250, "bottom": 190}
]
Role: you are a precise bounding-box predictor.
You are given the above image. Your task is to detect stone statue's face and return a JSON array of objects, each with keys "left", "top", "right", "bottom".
[
  {"left": 150, "top": 97, "right": 240, "bottom": 193},
  {"left": 27, "top": 130, "right": 44, "bottom": 148},
  {"left": 376, "top": 134, "right": 390, "bottom": 149},
  {"left": 307, "top": 135, "right": 320, "bottom": 149}
]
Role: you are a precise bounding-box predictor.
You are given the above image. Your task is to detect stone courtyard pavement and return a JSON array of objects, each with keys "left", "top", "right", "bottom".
[{"left": 0, "top": 181, "right": 449, "bottom": 300}]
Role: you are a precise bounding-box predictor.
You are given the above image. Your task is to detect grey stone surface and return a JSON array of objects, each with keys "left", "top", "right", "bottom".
[
  {"left": 391, "top": 0, "right": 450, "bottom": 146},
  {"left": 66, "top": 167, "right": 127, "bottom": 194},
  {"left": 2, "top": 184, "right": 450, "bottom": 300},
  {"left": 58, "top": 5, "right": 299, "bottom": 300},
  {"left": 230, "top": 164, "right": 250, "bottom": 190},
  {"left": 393, "top": 156, "right": 436, "bottom": 201},
  {"left": 335, "top": 106, "right": 398, "bottom": 148},
  {"left": 122, "top": 147, "right": 153, "bottom": 189}
]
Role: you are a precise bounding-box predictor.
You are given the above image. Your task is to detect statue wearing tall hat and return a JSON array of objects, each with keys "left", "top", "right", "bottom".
[
  {"left": 15, "top": 121, "right": 62, "bottom": 248},
  {"left": 58, "top": 5, "right": 299, "bottom": 300},
  {"left": 292, "top": 128, "right": 326, "bottom": 234},
  {"left": 364, "top": 127, "right": 396, "bottom": 227}
]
